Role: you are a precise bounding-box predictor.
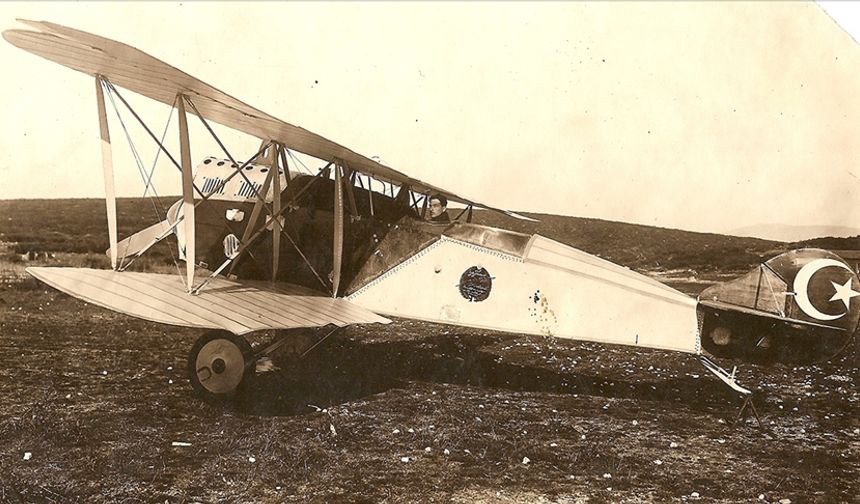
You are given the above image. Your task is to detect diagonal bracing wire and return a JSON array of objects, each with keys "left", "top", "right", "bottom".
[
  {"left": 104, "top": 82, "right": 267, "bottom": 275},
  {"left": 286, "top": 149, "right": 314, "bottom": 176},
  {"left": 102, "top": 82, "right": 184, "bottom": 276},
  {"left": 182, "top": 96, "right": 274, "bottom": 206},
  {"left": 193, "top": 168, "right": 333, "bottom": 296},
  {"left": 105, "top": 82, "right": 206, "bottom": 200},
  {"left": 180, "top": 96, "right": 333, "bottom": 294},
  {"left": 100, "top": 85, "right": 336, "bottom": 295}
]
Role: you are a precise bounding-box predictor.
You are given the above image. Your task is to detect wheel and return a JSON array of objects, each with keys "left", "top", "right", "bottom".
[{"left": 188, "top": 330, "right": 254, "bottom": 401}]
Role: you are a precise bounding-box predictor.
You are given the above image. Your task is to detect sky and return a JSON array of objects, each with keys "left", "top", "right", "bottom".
[{"left": 1, "top": 2, "right": 859, "bottom": 236}]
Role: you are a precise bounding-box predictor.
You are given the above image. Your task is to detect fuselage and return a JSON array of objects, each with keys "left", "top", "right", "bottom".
[
  {"left": 169, "top": 157, "right": 859, "bottom": 364},
  {"left": 169, "top": 156, "right": 703, "bottom": 354}
]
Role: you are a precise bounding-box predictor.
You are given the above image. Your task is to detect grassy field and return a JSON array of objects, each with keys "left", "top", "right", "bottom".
[
  {"left": 0, "top": 198, "right": 178, "bottom": 265},
  {"left": 0, "top": 282, "right": 857, "bottom": 503},
  {"left": 0, "top": 199, "right": 858, "bottom": 502}
]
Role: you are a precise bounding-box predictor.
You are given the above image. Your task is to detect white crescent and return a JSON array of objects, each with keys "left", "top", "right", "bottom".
[{"left": 793, "top": 258, "right": 852, "bottom": 321}]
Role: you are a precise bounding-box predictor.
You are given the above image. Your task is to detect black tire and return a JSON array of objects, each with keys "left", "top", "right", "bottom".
[{"left": 187, "top": 330, "right": 254, "bottom": 402}]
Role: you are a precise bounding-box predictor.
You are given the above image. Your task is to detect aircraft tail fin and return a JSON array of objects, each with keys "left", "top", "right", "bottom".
[{"left": 697, "top": 248, "right": 859, "bottom": 363}]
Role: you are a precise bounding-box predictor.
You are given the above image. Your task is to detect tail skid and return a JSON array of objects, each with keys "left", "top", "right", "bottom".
[
  {"left": 699, "top": 355, "right": 764, "bottom": 428},
  {"left": 699, "top": 355, "right": 751, "bottom": 395}
]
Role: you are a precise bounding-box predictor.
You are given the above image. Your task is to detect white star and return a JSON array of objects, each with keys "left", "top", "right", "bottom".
[{"left": 829, "top": 279, "right": 860, "bottom": 311}]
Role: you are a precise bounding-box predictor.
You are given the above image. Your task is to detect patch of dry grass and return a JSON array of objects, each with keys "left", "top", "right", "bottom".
[{"left": 0, "top": 287, "right": 857, "bottom": 502}]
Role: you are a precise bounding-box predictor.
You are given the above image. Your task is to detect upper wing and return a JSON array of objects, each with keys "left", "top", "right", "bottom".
[
  {"left": 27, "top": 267, "right": 390, "bottom": 335},
  {"left": 3, "top": 20, "right": 534, "bottom": 221}
]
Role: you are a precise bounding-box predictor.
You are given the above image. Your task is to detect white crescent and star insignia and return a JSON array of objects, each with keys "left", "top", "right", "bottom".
[
  {"left": 792, "top": 258, "right": 860, "bottom": 321},
  {"left": 830, "top": 278, "right": 860, "bottom": 310}
]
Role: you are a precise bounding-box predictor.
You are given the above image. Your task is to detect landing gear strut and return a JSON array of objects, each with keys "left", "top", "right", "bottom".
[{"left": 188, "top": 330, "right": 254, "bottom": 402}]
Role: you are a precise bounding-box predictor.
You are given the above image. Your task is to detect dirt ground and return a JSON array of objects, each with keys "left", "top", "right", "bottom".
[{"left": 0, "top": 278, "right": 857, "bottom": 503}]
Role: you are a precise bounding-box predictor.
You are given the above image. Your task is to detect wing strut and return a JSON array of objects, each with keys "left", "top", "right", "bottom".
[
  {"left": 454, "top": 204, "right": 474, "bottom": 222},
  {"left": 420, "top": 192, "right": 429, "bottom": 219},
  {"left": 332, "top": 160, "right": 345, "bottom": 297},
  {"left": 278, "top": 144, "right": 292, "bottom": 188},
  {"left": 270, "top": 143, "right": 282, "bottom": 281},
  {"left": 193, "top": 163, "right": 333, "bottom": 296},
  {"left": 342, "top": 164, "right": 359, "bottom": 217},
  {"left": 223, "top": 141, "right": 275, "bottom": 280},
  {"left": 120, "top": 140, "right": 274, "bottom": 273},
  {"left": 177, "top": 94, "right": 196, "bottom": 291},
  {"left": 367, "top": 177, "right": 375, "bottom": 217},
  {"left": 92, "top": 81, "right": 284, "bottom": 284},
  {"left": 181, "top": 96, "right": 295, "bottom": 282},
  {"left": 184, "top": 96, "right": 277, "bottom": 209},
  {"left": 104, "top": 82, "right": 206, "bottom": 199},
  {"left": 95, "top": 76, "right": 118, "bottom": 270}
]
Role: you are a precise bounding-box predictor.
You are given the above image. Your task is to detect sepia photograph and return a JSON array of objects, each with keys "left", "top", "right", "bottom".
[{"left": 0, "top": 2, "right": 858, "bottom": 502}]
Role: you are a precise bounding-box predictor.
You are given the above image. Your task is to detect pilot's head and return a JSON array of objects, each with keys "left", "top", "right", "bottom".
[{"left": 429, "top": 194, "right": 447, "bottom": 218}]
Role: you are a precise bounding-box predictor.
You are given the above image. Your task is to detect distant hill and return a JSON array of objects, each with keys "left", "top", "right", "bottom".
[
  {"left": 790, "top": 235, "right": 860, "bottom": 251},
  {"left": 472, "top": 210, "right": 860, "bottom": 272},
  {"left": 726, "top": 223, "right": 860, "bottom": 242},
  {"left": 0, "top": 197, "right": 179, "bottom": 263},
  {"left": 2, "top": 198, "right": 858, "bottom": 274},
  {"left": 472, "top": 210, "right": 786, "bottom": 273}
]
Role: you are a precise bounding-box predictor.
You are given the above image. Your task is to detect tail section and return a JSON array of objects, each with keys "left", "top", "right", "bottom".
[{"left": 698, "top": 248, "right": 859, "bottom": 363}]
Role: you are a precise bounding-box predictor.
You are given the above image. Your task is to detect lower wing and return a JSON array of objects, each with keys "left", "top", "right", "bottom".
[{"left": 27, "top": 267, "right": 390, "bottom": 335}]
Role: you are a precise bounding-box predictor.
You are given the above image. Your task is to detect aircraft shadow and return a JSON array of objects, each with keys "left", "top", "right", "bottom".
[{"left": 234, "top": 331, "right": 747, "bottom": 417}]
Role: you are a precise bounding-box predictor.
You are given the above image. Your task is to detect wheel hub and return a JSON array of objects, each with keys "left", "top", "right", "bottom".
[
  {"left": 212, "top": 358, "right": 227, "bottom": 374},
  {"left": 195, "top": 339, "right": 246, "bottom": 394}
]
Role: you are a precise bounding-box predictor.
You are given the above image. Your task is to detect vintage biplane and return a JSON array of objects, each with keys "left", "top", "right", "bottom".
[{"left": 5, "top": 21, "right": 859, "bottom": 411}]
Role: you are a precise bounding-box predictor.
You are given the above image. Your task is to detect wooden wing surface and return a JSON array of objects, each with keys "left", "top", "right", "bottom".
[{"left": 27, "top": 267, "right": 390, "bottom": 335}]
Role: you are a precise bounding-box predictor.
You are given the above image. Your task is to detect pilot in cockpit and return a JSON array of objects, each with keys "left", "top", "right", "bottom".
[{"left": 426, "top": 194, "right": 451, "bottom": 223}]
